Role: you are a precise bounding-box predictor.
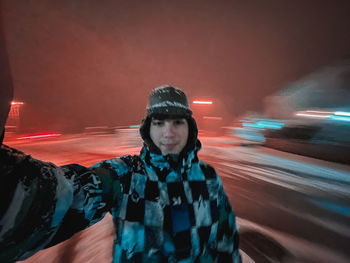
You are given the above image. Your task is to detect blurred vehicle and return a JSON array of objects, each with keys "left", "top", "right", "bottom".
[
  {"left": 263, "top": 114, "right": 350, "bottom": 164},
  {"left": 227, "top": 117, "right": 285, "bottom": 145}
]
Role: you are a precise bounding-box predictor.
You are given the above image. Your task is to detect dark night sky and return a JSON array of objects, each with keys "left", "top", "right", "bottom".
[{"left": 2, "top": 0, "right": 350, "bottom": 131}]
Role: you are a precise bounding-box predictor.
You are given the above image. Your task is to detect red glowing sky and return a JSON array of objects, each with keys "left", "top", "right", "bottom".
[{"left": 2, "top": 0, "right": 350, "bottom": 131}]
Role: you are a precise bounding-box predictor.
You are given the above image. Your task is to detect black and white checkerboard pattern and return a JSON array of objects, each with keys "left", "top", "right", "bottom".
[{"left": 106, "top": 147, "right": 240, "bottom": 262}]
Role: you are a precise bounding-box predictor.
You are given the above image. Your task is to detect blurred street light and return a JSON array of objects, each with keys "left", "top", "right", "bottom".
[
  {"left": 11, "top": 101, "right": 24, "bottom": 105},
  {"left": 192, "top": 100, "right": 213, "bottom": 105}
]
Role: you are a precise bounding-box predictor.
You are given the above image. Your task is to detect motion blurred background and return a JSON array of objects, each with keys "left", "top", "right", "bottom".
[
  {"left": 1, "top": 1, "right": 350, "bottom": 262},
  {"left": 2, "top": 0, "right": 350, "bottom": 134}
]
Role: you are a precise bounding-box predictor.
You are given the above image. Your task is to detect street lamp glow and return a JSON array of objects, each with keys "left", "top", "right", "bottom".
[
  {"left": 193, "top": 100, "right": 213, "bottom": 105},
  {"left": 296, "top": 113, "right": 331, "bottom": 118},
  {"left": 295, "top": 110, "right": 331, "bottom": 118},
  {"left": 11, "top": 101, "right": 24, "bottom": 105},
  {"left": 334, "top": 111, "right": 350, "bottom": 117}
]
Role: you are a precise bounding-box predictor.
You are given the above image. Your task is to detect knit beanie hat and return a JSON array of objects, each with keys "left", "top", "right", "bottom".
[
  {"left": 140, "top": 85, "right": 198, "bottom": 155},
  {"left": 146, "top": 85, "right": 192, "bottom": 117}
]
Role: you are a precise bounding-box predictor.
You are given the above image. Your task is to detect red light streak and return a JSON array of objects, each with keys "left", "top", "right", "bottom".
[
  {"left": 193, "top": 101, "right": 213, "bottom": 105},
  {"left": 11, "top": 101, "right": 24, "bottom": 105},
  {"left": 17, "top": 133, "right": 62, "bottom": 140},
  {"left": 203, "top": 116, "right": 223, "bottom": 120}
]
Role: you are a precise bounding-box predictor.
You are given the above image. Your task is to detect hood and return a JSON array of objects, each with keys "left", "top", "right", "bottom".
[{"left": 140, "top": 140, "right": 202, "bottom": 174}]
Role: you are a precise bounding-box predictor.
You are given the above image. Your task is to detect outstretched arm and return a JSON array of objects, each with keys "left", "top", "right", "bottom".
[{"left": 0, "top": 146, "right": 117, "bottom": 262}]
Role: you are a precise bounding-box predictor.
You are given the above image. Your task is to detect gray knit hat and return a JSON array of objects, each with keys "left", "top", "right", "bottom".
[{"left": 146, "top": 85, "right": 192, "bottom": 117}]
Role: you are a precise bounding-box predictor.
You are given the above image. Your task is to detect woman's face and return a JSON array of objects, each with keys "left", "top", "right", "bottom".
[{"left": 150, "top": 118, "right": 189, "bottom": 155}]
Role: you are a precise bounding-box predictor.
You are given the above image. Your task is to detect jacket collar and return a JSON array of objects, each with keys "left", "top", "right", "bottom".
[{"left": 140, "top": 140, "right": 201, "bottom": 171}]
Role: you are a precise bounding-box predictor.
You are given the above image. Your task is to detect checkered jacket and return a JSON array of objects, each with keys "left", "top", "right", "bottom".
[
  {"left": 92, "top": 142, "right": 241, "bottom": 262},
  {"left": 0, "top": 143, "right": 241, "bottom": 262}
]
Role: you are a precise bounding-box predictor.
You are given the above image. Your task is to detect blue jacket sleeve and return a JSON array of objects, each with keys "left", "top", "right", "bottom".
[{"left": 0, "top": 145, "right": 120, "bottom": 262}]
